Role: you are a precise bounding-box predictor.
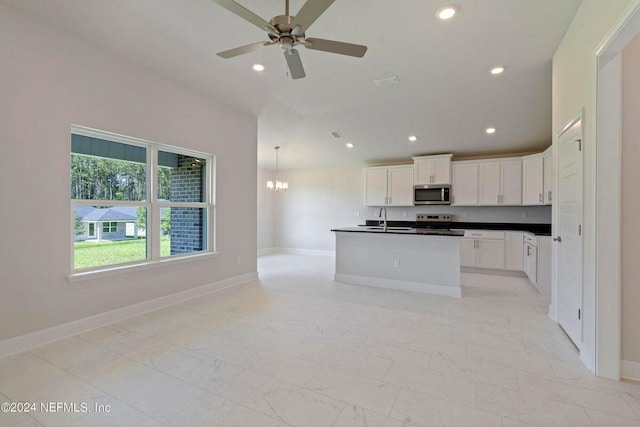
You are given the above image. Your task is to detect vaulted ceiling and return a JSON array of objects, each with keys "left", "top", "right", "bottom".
[{"left": 3, "top": 0, "right": 582, "bottom": 169}]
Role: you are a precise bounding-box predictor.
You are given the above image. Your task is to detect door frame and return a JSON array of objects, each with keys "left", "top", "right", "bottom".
[{"left": 593, "top": 0, "right": 640, "bottom": 380}]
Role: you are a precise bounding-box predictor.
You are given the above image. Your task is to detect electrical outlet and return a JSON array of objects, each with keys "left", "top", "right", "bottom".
[
  {"left": 462, "top": 211, "right": 468, "bottom": 218},
  {"left": 402, "top": 211, "right": 408, "bottom": 217},
  {"left": 522, "top": 211, "right": 528, "bottom": 219},
  {"left": 354, "top": 211, "right": 360, "bottom": 217},
  {"left": 236, "top": 256, "right": 241, "bottom": 265},
  {"left": 393, "top": 259, "right": 400, "bottom": 268}
]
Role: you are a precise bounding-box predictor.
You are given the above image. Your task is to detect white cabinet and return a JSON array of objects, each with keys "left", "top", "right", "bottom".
[
  {"left": 451, "top": 162, "right": 479, "bottom": 206},
  {"left": 364, "top": 165, "right": 413, "bottom": 206},
  {"left": 522, "top": 153, "right": 544, "bottom": 205},
  {"left": 413, "top": 154, "right": 452, "bottom": 185},
  {"left": 364, "top": 168, "right": 388, "bottom": 206},
  {"left": 524, "top": 236, "right": 538, "bottom": 285},
  {"left": 543, "top": 146, "right": 552, "bottom": 205},
  {"left": 461, "top": 230, "right": 505, "bottom": 270},
  {"left": 388, "top": 166, "right": 414, "bottom": 206},
  {"left": 478, "top": 158, "right": 522, "bottom": 205},
  {"left": 505, "top": 232, "right": 525, "bottom": 271}
]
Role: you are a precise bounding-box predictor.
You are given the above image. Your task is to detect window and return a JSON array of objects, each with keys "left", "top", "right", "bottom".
[
  {"left": 71, "top": 126, "right": 215, "bottom": 272},
  {"left": 102, "top": 222, "right": 118, "bottom": 233}
]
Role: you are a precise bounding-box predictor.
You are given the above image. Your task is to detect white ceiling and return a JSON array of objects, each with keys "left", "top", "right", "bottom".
[{"left": 3, "top": 0, "right": 582, "bottom": 169}]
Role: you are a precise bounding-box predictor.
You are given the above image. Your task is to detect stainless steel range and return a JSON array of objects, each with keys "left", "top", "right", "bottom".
[{"left": 415, "top": 214, "right": 463, "bottom": 235}]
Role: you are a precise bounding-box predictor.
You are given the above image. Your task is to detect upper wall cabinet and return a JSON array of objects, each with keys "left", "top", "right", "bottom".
[
  {"left": 412, "top": 154, "right": 452, "bottom": 185},
  {"left": 543, "top": 146, "right": 552, "bottom": 205},
  {"left": 522, "top": 153, "right": 544, "bottom": 205},
  {"left": 451, "top": 161, "right": 479, "bottom": 206},
  {"left": 478, "top": 158, "right": 522, "bottom": 205},
  {"left": 364, "top": 165, "right": 414, "bottom": 206}
]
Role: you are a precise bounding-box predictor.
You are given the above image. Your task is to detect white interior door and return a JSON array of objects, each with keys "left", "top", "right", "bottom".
[{"left": 557, "top": 119, "right": 583, "bottom": 347}]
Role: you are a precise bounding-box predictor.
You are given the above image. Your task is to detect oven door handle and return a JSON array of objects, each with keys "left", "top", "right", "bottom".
[{"left": 441, "top": 188, "right": 445, "bottom": 201}]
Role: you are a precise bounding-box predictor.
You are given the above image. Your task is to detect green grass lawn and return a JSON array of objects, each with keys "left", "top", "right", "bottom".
[{"left": 74, "top": 237, "right": 170, "bottom": 270}]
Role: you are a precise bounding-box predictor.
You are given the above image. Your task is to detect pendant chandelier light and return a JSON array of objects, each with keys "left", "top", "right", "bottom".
[{"left": 267, "top": 146, "right": 288, "bottom": 191}]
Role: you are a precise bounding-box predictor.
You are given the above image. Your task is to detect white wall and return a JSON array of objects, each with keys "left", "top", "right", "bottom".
[
  {"left": 257, "top": 168, "right": 275, "bottom": 251},
  {"left": 552, "top": 0, "right": 636, "bottom": 372},
  {"left": 622, "top": 34, "right": 640, "bottom": 365},
  {"left": 274, "top": 166, "right": 365, "bottom": 252},
  {"left": 270, "top": 165, "right": 550, "bottom": 253},
  {"left": 0, "top": 5, "right": 257, "bottom": 341}
]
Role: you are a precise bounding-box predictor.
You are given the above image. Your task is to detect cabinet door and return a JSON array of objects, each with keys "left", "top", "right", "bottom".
[
  {"left": 543, "top": 149, "right": 552, "bottom": 204},
  {"left": 431, "top": 157, "right": 451, "bottom": 184},
  {"left": 522, "top": 155, "right": 544, "bottom": 205},
  {"left": 364, "top": 168, "right": 388, "bottom": 206},
  {"left": 477, "top": 239, "right": 505, "bottom": 269},
  {"left": 504, "top": 232, "right": 524, "bottom": 271},
  {"left": 451, "top": 163, "right": 478, "bottom": 205},
  {"left": 388, "top": 167, "right": 414, "bottom": 206},
  {"left": 524, "top": 243, "right": 538, "bottom": 285},
  {"left": 500, "top": 159, "right": 523, "bottom": 205},
  {"left": 413, "top": 159, "right": 433, "bottom": 185},
  {"left": 479, "top": 162, "right": 501, "bottom": 205},
  {"left": 460, "top": 239, "right": 477, "bottom": 267}
]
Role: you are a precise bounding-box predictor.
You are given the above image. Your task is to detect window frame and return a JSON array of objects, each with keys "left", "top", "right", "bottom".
[{"left": 69, "top": 125, "right": 217, "bottom": 280}]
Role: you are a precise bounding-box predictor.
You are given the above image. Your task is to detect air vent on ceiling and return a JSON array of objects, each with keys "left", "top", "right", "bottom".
[
  {"left": 373, "top": 75, "right": 400, "bottom": 87},
  {"left": 330, "top": 131, "right": 344, "bottom": 139}
]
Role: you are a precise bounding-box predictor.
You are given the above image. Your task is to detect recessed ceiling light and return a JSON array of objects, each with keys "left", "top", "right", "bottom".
[
  {"left": 437, "top": 5, "right": 458, "bottom": 20},
  {"left": 486, "top": 127, "right": 496, "bottom": 134},
  {"left": 490, "top": 66, "right": 505, "bottom": 75},
  {"left": 408, "top": 135, "right": 418, "bottom": 142},
  {"left": 346, "top": 142, "right": 354, "bottom": 148},
  {"left": 252, "top": 64, "right": 265, "bottom": 72}
]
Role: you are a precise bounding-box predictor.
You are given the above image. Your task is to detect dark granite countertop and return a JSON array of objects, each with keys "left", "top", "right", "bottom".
[
  {"left": 361, "top": 220, "right": 551, "bottom": 236},
  {"left": 332, "top": 226, "right": 465, "bottom": 236}
]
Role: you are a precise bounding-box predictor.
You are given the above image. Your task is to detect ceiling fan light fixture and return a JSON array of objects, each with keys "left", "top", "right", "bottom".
[
  {"left": 253, "top": 63, "right": 265, "bottom": 71},
  {"left": 437, "top": 5, "right": 458, "bottom": 20}
]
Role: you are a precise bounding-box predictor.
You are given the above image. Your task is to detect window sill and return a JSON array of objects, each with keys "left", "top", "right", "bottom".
[{"left": 67, "top": 251, "right": 219, "bottom": 283}]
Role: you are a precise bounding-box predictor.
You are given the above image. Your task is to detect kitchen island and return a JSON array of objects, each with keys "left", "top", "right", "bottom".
[{"left": 332, "top": 227, "right": 464, "bottom": 297}]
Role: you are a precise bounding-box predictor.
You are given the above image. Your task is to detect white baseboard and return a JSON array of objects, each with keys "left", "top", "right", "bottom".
[
  {"left": 461, "top": 267, "right": 526, "bottom": 277},
  {"left": 0, "top": 272, "right": 258, "bottom": 359},
  {"left": 334, "top": 273, "right": 461, "bottom": 298},
  {"left": 622, "top": 360, "right": 640, "bottom": 381},
  {"left": 257, "top": 247, "right": 277, "bottom": 256},
  {"left": 262, "top": 247, "right": 335, "bottom": 257}
]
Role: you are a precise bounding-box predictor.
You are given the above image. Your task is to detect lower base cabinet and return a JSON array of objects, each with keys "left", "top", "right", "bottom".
[
  {"left": 461, "top": 230, "right": 550, "bottom": 295},
  {"left": 460, "top": 231, "right": 505, "bottom": 269}
]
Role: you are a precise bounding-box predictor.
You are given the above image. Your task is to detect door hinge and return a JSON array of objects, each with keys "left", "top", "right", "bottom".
[
  {"left": 578, "top": 224, "right": 582, "bottom": 236},
  {"left": 577, "top": 139, "right": 582, "bottom": 151},
  {"left": 578, "top": 308, "right": 581, "bottom": 320}
]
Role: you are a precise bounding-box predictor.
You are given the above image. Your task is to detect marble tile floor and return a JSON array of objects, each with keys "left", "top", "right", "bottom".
[{"left": 1, "top": 253, "right": 639, "bottom": 426}]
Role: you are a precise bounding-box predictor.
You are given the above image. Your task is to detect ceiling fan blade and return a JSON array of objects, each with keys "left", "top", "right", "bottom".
[
  {"left": 290, "top": 0, "right": 336, "bottom": 32},
  {"left": 304, "top": 38, "right": 368, "bottom": 57},
  {"left": 284, "top": 49, "right": 306, "bottom": 79},
  {"left": 217, "top": 41, "right": 274, "bottom": 59},
  {"left": 210, "top": 0, "right": 277, "bottom": 33}
]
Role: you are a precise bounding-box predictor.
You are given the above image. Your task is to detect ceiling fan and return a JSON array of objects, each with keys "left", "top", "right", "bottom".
[{"left": 211, "top": 0, "right": 368, "bottom": 79}]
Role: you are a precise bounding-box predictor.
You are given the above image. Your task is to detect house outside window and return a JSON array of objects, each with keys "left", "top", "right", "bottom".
[
  {"left": 71, "top": 125, "right": 215, "bottom": 272},
  {"left": 102, "top": 222, "right": 118, "bottom": 233}
]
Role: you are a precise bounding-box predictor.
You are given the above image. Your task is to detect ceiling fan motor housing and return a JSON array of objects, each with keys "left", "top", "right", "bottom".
[{"left": 268, "top": 15, "right": 306, "bottom": 49}]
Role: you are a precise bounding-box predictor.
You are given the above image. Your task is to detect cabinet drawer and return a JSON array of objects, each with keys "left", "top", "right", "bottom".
[
  {"left": 463, "top": 230, "right": 505, "bottom": 239},
  {"left": 524, "top": 234, "right": 538, "bottom": 246}
]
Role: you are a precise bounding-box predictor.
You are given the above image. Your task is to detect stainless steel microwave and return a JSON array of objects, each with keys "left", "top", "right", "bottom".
[{"left": 413, "top": 184, "right": 451, "bottom": 205}]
